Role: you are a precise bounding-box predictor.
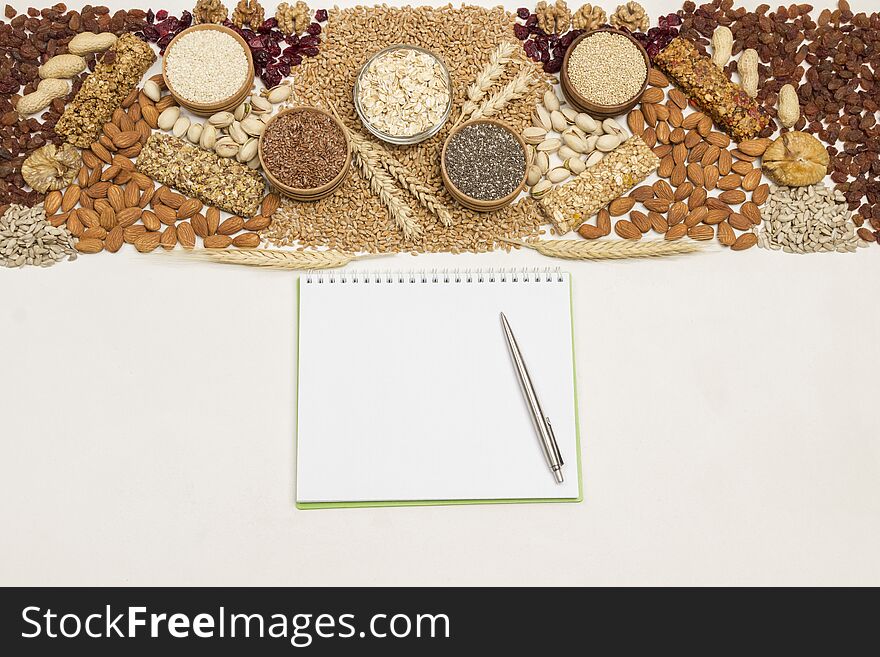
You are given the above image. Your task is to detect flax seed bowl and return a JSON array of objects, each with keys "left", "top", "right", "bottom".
[
  {"left": 560, "top": 28, "right": 651, "bottom": 119},
  {"left": 258, "top": 106, "right": 351, "bottom": 202},
  {"left": 440, "top": 119, "right": 529, "bottom": 213},
  {"left": 162, "top": 24, "right": 254, "bottom": 117},
  {"left": 354, "top": 44, "right": 452, "bottom": 146}
]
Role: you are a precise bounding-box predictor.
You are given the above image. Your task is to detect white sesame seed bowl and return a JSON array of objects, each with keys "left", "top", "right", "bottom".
[
  {"left": 353, "top": 44, "right": 453, "bottom": 146},
  {"left": 162, "top": 24, "right": 255, "bottom": 117}
]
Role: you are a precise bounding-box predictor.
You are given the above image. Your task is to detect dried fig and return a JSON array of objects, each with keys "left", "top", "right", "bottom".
[
  {"left": 21, "top": 144, "right": 83, "bottom": 193},
  {"left": 761, "top": 132, "right": 828, "bottom": 187}
]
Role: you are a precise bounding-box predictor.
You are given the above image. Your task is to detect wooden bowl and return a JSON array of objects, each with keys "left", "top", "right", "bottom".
[
  {"left": 258, "top": 106, "right": 352, "bottom": 202},
  {"left": 440, "top": 118, "right": 530, "bottom": 213},
  {"left": 560, "top": 28, "right": 651, "bottom": 119},
  {"left": 162, "top": 24, "right": 255, "bottom": 117}
]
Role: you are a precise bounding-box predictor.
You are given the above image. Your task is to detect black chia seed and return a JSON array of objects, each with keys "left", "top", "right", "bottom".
[{"left": 445, "top": 123, "right": 526, "bottom": 201}]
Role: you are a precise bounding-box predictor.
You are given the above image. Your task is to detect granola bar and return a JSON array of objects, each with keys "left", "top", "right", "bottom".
[
  {"left": 539, "top": 135, "right": 659, "bottom": 234},
  {"left": 56, "top": 34, "right": 155, "bottom": 148},
  {"left": 653, "top": 37, "right": 770, "bottom": 142},
  {"left": 136, "top": 134, "right": 265, "bottom": 217}
]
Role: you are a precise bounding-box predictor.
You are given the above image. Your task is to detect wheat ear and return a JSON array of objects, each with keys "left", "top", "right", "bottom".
[
  {"left": 168, "top": 248, "right": 370, "bottom": 270},
  {"left": 469, "top": 70, "right": 535, "bottom": 121},
  {"left": 502, "top": 238, "right": 707, "bottom": 260},
  {"left": 348, "top": 131, "right": 452, "bottom": 226},
  {"left": 349, "top": 136, "right": 422, "bottom": 239},
  {"left": 457, "top": 41, "right": 518, "bottom": 125}
]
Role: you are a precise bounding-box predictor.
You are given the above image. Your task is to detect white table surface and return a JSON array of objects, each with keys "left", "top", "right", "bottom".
[{"left": 2, "top": 0, "right": 878, "bottom": 586}]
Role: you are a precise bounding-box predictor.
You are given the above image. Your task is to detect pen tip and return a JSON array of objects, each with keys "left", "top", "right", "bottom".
[{"left": 554, "top": 469, "right": 564, "bottom": 484}]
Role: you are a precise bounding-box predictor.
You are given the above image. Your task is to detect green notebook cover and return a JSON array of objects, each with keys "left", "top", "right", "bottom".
[{"left": 294, "top": 276, "right": 583, "bottom": 509}]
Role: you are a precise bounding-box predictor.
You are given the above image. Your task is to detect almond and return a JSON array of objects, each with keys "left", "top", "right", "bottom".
[
  {"left": 706, "top": 198, "right": 731, "bottom": 212},
  {"left": 704, "top": 209, "right": 730, "bottom": 225},
  {"left": 669, "top": 127, "right": 686, "bottom": 144},
  {"left": 655, "top": 122, "right": 670, "bottom": 144},
  {"left": 737, "top": 138, "right": 772, "bottom": 157},
  {"left": 66, "top": 212, "right": 84, "bottom": 237},
  {"left": 752, "top": 184, "right": 770, "bottom": 205},
  {"left": 79, "top": 193, "right": 94, "bottom": 211},
  {"left": 160, "top": 225, "right": 177, "bottom": 250},
  {"left": 577, "top": 223, "right": 605, "bottom": 239},
  {"left": 99, "top": 206, "right": 116, "bottom": 230},
  {"left": 653, "top": 104, "right": 670, "bottom": 122},
  {"left": 77, "top": 208, "right": 101, "bottom": 229},
  {"left": 742, "top": 169, "right": 762, "bottom": 191},
  {"left": 627, "top": 109, "right": 645, "bottom": 136},
  {"left": 685, "top": 207, "right": 708, "bottom": 227},
  {"left": 77, "top": 165, "right": 89, "bottom": 187},
  {"left": 135, "top": 232, "right": 162, "bottom": 253},
  {"left": 653, "top": 180, "right": 674, "bottom": 201},
  {"left": 641, "top": 87, "right": 664, "bottom": 104},
  {"left": 689, "top": 142, "right": 709, "bottom": 163},
  {"left": 87, "top": 165, "right": 102, "bottom": 187},
  {"left": 90, "top": 141, "right": 112, "bottom": 164},
  {"left": 243, "top": 215, "right": 271, "bottom": 231},
  {"left": 719, "top": 190, "right": 747, "bottom": 205},
  {"left": 105, "top": 226, "right": 124, "bottom": 253},
  {"left": 731, "top": 232, "right": 758, "bottom": 251},
  {"left": 730, "top": 149, "right": 756, "bottom": 162},
  {"left": 86, "top": 181, "right": 110, "bottom": 198},
  {"left": 653, "top": 144, "right": 672, "bottom": 159},
  {"left": 48, "top": 212, "right": 68, "bottom": 228},
  {"left": 668, "top": 202, "right": 688, "bottom": 226},
  {"left": 115, "top": 207, "right": 142, "bottom": 228},
  {"left": 82, "top": 226, "right": 107, "bottom": 241},
  {"left": 684, "top": 130, "right": 702, "bottom": 149},
  {"left": 728, "top": 213, "right": 752, "bottom": 231},
  {"left": 687, "top": 225, "right": 714, "bottom": 240},
  {"left": 731, "top": 160, "right": 754, "bottom": 176},
  {"left": 647, "top": 68, "right": 668, "bottom": 87},
  {"left": 644, "top": 198, "right": 671, "bottom": 213},
  {"left": 218, "top": 216, "right": 244, "bottom": 235},
  {"left": 141, "top": 210, "right": 161, "bottom": 232},
  {"left": 673, "top": 143, "right": 688, "bottom": 165},
  {"left": 99, "top": 134, "right": 117, "bottom": 153},
  {"left": 160, "top": 189, "right": 185, "bottom": 209},
  {"left": 682, "top": 111, "right": 705, "bottom": 130},
  {"left": 82, "top": 150, "right": 100, "bottom": 169},
  {"left": 716, "top": 221, "right": 736, "bottom": 246},
  {"left": 204, "top": 234, "right": 233, "bottom": 249},
  {"left": 177, "top": 222, "right": 197, "bottom": 249},
  {"left": 192, "top": 214, "right": 210, "bottom": 238},
  {"left": 718, "top": 174, "right": 742, "bottom": 190},
  {"left": 641, "top": 103, "right": 657, "bottom": 127},
  {"left": 75, "top": 238, "right": 103, "bottom": 254},
  {"left": 119, "top": 144, "right": 141, "bottom": 158},
  {"left": 153, "top": 204, "right": 178, "bottom": 226},
  {"left": 596, "top": 208, "right": 611, "bottom": 235},
  {"left": 614, "top": 219, "right": 641, "bottom": 240},
  {"left": 686, "top": 163, "right": 704, "bottom": 186},
  {"left": 233, "top": 233, "right": 261, "bottom": 248},
  {"left": 136, "top": 119, "right": 152, "bottom": 144},
  {"left": 658, "top": 154, "right": 675, "bottom": 178},
  {"left": 61, "top": 184, "right": 81, "bottom": 211},
  {"left": 123, "top": 182, "right": 140, "bottom": 208},
  {"left": 131, "top": 172, "right": 153, "bottom": 190},
  {"left": 124, "top": 225, "right": 147, "bottom": 244},
  {"left": 673, "top": 181, "right": 694, "bottom": 201},
  {"left": 649, "top": 211, "right": 668, "bottom": 234},
  {"left": 206, "top": 207, "right": 220, "bottom": 235},
  {"left": 630, "top": 185, "right": 655, "bottom": 203},
  {"left": 665, "top": 223, "right": 688, "bottom": 240},
  {"left": 740, "top": 202, "right": 762, "bottom": 225},
  {"left": 703, "top": 165, "right": 719, "bottom": 190},
  {"left": 176, "top": 198, "right": 202, "bottom": 219},
  {"left": 717, "top": 149, "right": 733, "bottom": 175},
  {"left": 697, "top": 115, "right": 713, "bottom": 137},
  {"left": 705, "top": 132, "right": 730, "bottom": 148},
  {"left": 44, "top": 190, "right": 63, "bottom": 216},
  {"left": 107, "top": 185, "right": 125, "bottom": 212},
  {"left": 609, "top": 197, "right": 636, "bottom": 216},
  {"left": 260, "top": 193, "right": 280, "bottom": 217},
  {"left": 688, "top": 187, "right": 707, "bottom": 210},
  {"left": 666, "top": 103, "right": 683, "bottom": 128},
  {"left": 630, "top": 210, "right": 651, "bottom": 233},
  {"left": 112, "top": 130, "right": 140, "bottom": 149},
  {"left": 670, "top": 163, "right": 687, "bottom": 187},
  {"left": 100, "top": 164, "right": 121, "bottom": 182},
  {"left": 138, "top": 186, "right": 155, "bottom": 209},
  {"left": 641, "top": 126, "right": 656, "bottom": 148},
  {"left": 701, "top": 145, "right": 720, "bottom": 166},
  {"left": 142, "top": 104, "right": 160, "bottom": 130}
]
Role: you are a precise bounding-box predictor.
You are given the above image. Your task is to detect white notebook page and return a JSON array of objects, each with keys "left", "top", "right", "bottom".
[{"left": 296, "top": 270, "right": 580, "bottom": 503}]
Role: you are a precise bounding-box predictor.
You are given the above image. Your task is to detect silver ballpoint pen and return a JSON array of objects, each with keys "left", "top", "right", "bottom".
[{"left": 500, "top": 312, "right": 564, "bottom": 483}]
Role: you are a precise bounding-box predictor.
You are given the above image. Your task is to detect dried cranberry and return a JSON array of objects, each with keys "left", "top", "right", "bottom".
[
  {"left": 540, "top": 49, "right": 550, "bottom": 63},
  {"left": 268, "top": 42, "right": 281, "bottom": 57},
  {"left": 253, "top": 49, "right": 271, "bottom": 66},
  {"left": 154, "top": 22, "right": 170, "bottom": 37},
  {"left": 525, "top": 14, "right": 537, "bottom": 27},
  {"left": 290, "top": 54, "right": 303, "bottom": 66},
  {"left": 262, "top": 70, "right": 282, "bottom": 88},
  {"left": 156, "top": 9, "right": 168, "bottom": 21},
  {"left": 276, "top": 62, "right": 291, "bottom": 76},
  {"left": 517, "top": 8, "right": 530, "bottom": 19},
  {"left": 285, "top": 34, "right": 300, "bottom": 46},
  {"left": 513, "top": 24, "right": 529, "bottom": 40},
  {"left": 179, "top": 11, "right": 192, "bottom": 29},
  {"left": 143, "top": 25, "right": 158, "bottom": 40},
  {"left": 544, "top": 58, "right": 562, "bottom": 73},
  {"left": 646, "top": 43, "right": 660, "bottom": 59},
  {"left": 258, "top": 17, "right": 277, "bottom": 33},
  {"left": 314, "top": 9, "right": 328, "bottom": 22},
  {"left": 302, "top": 46, "right": 319, "bottom": 57},
  {"left": 157, "top": 34, "right": 172, "bottom": 49},
  {"left": 307, "top": 22, "right": 321, "bottom": 35},
  {"left": 523, "top": 40, "right": 539, "bottom": 59},
  {"left": 666, "top": 13, "right": 681, "bottom": 26},
  {"left": 247, "top": 34, "right": 265, "bottom": 49},
  {"left": 300, "top": 35, "right": 319, "bottom": 48},
  {"left": 536, "top": 35, "right": 548, "bottom": 49},
  {"left": 559, "top": 33, "right": 573, "bottom": 48}
]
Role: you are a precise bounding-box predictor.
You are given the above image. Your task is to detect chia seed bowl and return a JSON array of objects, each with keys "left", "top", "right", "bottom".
[
  {"left": 440, "top": 119, "right": 530, "bottom": 213},
  {"left": 353, "top": 44, "right": 453, "bottom": 146}
]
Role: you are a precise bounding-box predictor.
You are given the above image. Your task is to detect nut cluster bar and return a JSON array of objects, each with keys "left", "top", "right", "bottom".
[
  {"left": 539, "top": 135, "right": 659, "bottom": 234},
  {"left": 653, "top": 37, "right": 770, "bottom": 143},
  {"left": 56, "top": 33, "right": 155, "bottom": 148},
  {"left": 136, "top": 134, "right": 265, "bottom": 217}
]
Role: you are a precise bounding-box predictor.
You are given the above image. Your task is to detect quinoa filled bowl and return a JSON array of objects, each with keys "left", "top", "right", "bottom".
[{"left": 162, "top": 24, "right": 255, "bottom": 116}]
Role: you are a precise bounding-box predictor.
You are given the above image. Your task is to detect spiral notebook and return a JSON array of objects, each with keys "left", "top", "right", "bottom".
[{"left": 296, "top": 269, "right": 583, "bottom": 509}]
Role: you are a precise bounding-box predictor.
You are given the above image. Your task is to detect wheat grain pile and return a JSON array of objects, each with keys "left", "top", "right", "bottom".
[{"left": 264, "top": 5, "right": 551, "bottom": 254}]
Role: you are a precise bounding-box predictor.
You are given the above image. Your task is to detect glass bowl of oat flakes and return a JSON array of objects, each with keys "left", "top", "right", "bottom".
[{"left": 354, "top": 45, "right": 452, "bottom": 146}]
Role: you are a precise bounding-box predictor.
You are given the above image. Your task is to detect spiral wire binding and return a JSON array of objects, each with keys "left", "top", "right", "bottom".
[{"left": 304, "top": 268, "right": 565, "bottom": 284}]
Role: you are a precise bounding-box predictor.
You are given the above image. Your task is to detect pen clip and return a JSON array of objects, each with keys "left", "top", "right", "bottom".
[{"left": 544, "top": 416, "right": 563, "bottom": 467}]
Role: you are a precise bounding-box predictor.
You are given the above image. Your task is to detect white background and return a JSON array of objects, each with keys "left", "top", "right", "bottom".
[{"left": 1, "top": 0, "right": 878, "bottom": 586}]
